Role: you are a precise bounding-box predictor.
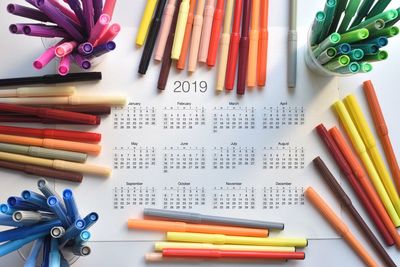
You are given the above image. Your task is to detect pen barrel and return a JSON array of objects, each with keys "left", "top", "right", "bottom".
[
  {"left": 237, "top": 37, "right": 250, "bottom": 95},
  {"left": 136, "top": 0, "right": 157, "bottom": 46},
  {"left": 176, "top": 5, "right": 194, "bottom": 69},
  {"left": 186, "top": 224, "right": 268, "bottom": 237},
  {"left": 216, "top": 33, "right": 231, "bottom": 91},
  {"left": 207, "top": 8, "right": 224, "bottom": 66},
  {"left": 163, "top": 248, "right": 221, "bottom": 258},
  {"left": 139, "top": 18, "right": 162, "bottom": 74},
  {"left": 53, "top": 160, "right": 111, "bottom": 177},
  {"left": 154, "top": 2, "right": 176, "bottom": 61},
  {"left": 225, "top": 34, "right": 240, "bottom": 90},
  {"left": 171, "top": 1, "right": 190, "bottom": 60},
  {"left": 363, "top": 81, "right": 388, "bottom": 137},
  {"left": 198, "top": 4, "right": 215, "bottom": 62},
  {"left": 257, "top": 29, "right": 268, "bottom": 86},
  {"left": 247, "top": 30, "right": 259, "bottom": 87},
  {"left": 68, "top": 95, "right": 126, "bottom": 106},
  {"left": 187, "top": 15, "right": 203, "bottom": 71},
  {"left": 37, "top": 108, "right": 98, "bottom": 124},
  {"left": 24, "top": 164, "right": 83, "bottom": 182},
  {"left": 127, "top": 219, "right": 186, "bottom": 232},
  {"left": 42, "top": 139, "right": 101, "bottom": 155},
  {"left": 42, "top": 129, "right": 101, "bottom": 143},
  {"left": 287, "top": 30, "right": 297, "bottom": 88}
]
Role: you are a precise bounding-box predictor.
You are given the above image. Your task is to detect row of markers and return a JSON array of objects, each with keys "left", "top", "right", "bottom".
[
  {"left": 0, "top": 179, "right": 98, "bottom": 266},
  {"left": 7, "top": 0, "right": 120, "bottom": 75},
  {"left": 129, "top": 208, "right": 307, "bottom": 263},
  {"left": 137, "top": 0, "right": 269, "bottom": 95}
]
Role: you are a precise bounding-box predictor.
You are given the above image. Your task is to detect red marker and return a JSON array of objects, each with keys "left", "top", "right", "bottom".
[
  {"left": 237, "top": 0, "right": 252, "bottom": 95},
  {"left": 162, "top": 248, "right": 305, "bottom": 260},
  {"left": 225, "top": 0, "right": 243, "bottom": 90},
  {"left": 0, "top": 103, "right": 98, "bottom": 125},
  {"left": 0, "top": 125, "right": 101, "bottom": 143},
  {"left": 206, "top": 0, "right": 225, "bottom": 67},
  {"left": 0, "top": 115, "right": 100, "bottom": 125}
]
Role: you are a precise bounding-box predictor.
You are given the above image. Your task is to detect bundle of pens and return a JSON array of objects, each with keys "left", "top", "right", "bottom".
[
  {"left": 310, "top": 0, "right": 399, "bottom": 74},
  {"left": 137, "top": 0, "right": 269, "bottom": 95},
  {"left": 0, "top": 73, "right": 128, "bottom": 181},
  {"left": 0, "top": 179, "right": 98, "bottom": 266},
  {"left": 7, "top": 0, "right": 120, "bottom": 75},
  {"left": 128, "top": 208, "right": 307, "bottom": 262},
  {"left": 308, "top": 80, "right": 400, "bottom": 267}
]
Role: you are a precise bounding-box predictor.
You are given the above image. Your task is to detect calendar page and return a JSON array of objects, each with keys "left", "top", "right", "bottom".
[{"left": 51, "top": 27, "right": 343, "bottom": 242}]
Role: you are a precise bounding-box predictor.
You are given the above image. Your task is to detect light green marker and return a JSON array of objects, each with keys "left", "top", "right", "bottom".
[
  {"left": 317, "top": 47, "right": 337, "bottom": 64},
  {"left": 336, "top": 62, "right": 361, "bottom": 74},
  {"left": 369, "top": 26, "right": 399, "bottom": 39},
  {"left": 386, "top": 7, "right": 400, "bottom": 27},
  {"left": 350, "top": 9, "right": 398, "bottom": 30},
  {"left": 363, "top": 50, "right": 388, "bottom": 62},
  {"left": 348, "top": 48, "right": 364, "bottom": 60},
  {"left": 0, "top": 143, "right": 87, "bottom": 163},
  {"left": 359, "top": 62, "right": 373, "bottom": 72},
  {"left": 351, "top": 0, "right": 377, "bottom": 28},
  {"left": 313, "top": 32, "right": 341, "bottom": 57},
  {"left": 310, "top": 11, "right": 326, "bottom": 45},
  {"left": 339, "top": 28, "right": 369, "bottom": 43},
  {"left": 351, "top": 43, "right": 379, "bottom": 55},
  {"left": 363, "top": 19, "right": 385, "bottom": 36},
  {"left": 366, "top": 0, "right": 392, "bottom": 19},
  {"left": 324, "top": 55, "right": 350, "bottom": 70},
  {"left": 318, "top": 0, "right": 337, "bottom": 43},
  {"left": 338, "top": 0, "right": 362, "bottom": 33},
  {"left": 329, "top": 0, "right": 349, "bottom": 34}
]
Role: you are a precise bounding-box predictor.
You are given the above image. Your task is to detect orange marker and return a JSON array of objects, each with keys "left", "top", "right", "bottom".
[
  {"left": 363, "top": 80, "right": 400, "bottom": 194},
  {"left": 0, "top": 134, "right": 101, "bottom": 155},
  {"left": 176, "top": 0, "right": 197, "bottom": 70},
  {"left": 305, "top": 187, "right": 378, "bottom": 267},
  {"left": 329, "top": 126, "right": 400, "bottom": 248},
  {"left": 127, "top": 219, "right": 269, "bottom": 237},
  {"left": 206, "top": 0, "right": 225, "bottom": 67},
  {"left": 247, "top": 0, "right": 260, "bottom": 87},
  {"left": 257, "top": 0, "right": 269, "bottom": 86}
]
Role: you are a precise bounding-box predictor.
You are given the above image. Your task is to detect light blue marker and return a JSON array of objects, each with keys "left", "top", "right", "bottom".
[
  {"left": 49, "top": 237, "right": 61, "bottom": 267},
  {"left": 348, "top": 48, "right": 365, "bottom": 60},
  {"left": 75, "top": 230, "right": 91, "bottom": 245},
  {"left": 24, "top": 238, "right": 44, "bottom": 267},
  {"left": 0, "top": 204, "right": 16, "bottom": 215},
  {"left": 0, "top": 214, "right": 23, "bottom": 227},
  {"left": 60, "top": 219, "right": 85, "bottom": 244},
  {"left": 0, "top": 232, "right": 48, "bottom": 257}
]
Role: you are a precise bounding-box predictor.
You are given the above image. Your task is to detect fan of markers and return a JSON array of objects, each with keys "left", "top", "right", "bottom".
[
  {"left": 136, "top": 0, "right": 269, "bottom": 95},
  {"left": 310, "top": 0, "right": 399, "bottom": 74},
  {"left": 0, "top": 179, "right": 98, "bottom": 266},
  {"left": 7, "top": 0, "right": 120, "bottom": 76}
]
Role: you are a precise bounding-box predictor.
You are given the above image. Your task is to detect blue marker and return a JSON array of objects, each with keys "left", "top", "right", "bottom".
[
  {"left": 0, "top": 204, "right": 16, "bottom": 215},
  {"left": 74, "top": 230, "right": 91, "bottom": 245},
  {"left": 49, "top": 237, "right": 61, "bottom": 267},
  {"left": 335, "top": 43, "right": 352, "bottom": 55},
  {"left": 47, "top": 196, "right": 70, "bottom": 227},
  {"left": 60, "top": 219, "right": 85, "bottom": 244},
  {"left": 7, "top": 197, "right": 43, "bottom": 211},
  {"left": 0, "top": 232, "right": 48, "bottom": 257},
  {"left": 41, "top": 236, "right": 51, "bottom": 267},
  {"left": 24, "top": 238, "right": 44, "bottom": 267},
  {"left": 38, "top": 179, "right": 65, "bottom": 210},
  {"left": 0, "top": 214, "right": 23, "bottom": 227},
  {"left": 63, "top": 189, "right": 80, "bottom": 222},
  {"left": 82, "top": 212, "right": 99, "bottom": 230},
  {"left": 21, "top": 190, "right": 49, "bottom": 211},
  {"left": 351, "top": 43, "right": 379, "bottom": 55},
  {"left": 367, "top": 36, "right": 388, "bottom": 47}
]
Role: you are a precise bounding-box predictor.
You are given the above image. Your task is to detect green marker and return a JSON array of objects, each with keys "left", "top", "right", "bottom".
[
  {"left": 338, "top": 0, "right": 362, "bottom": 33},
  {"left": 348, "top": 48, "right": 364, "bottom": 60},
  {"left": 324, "top": 55, "right": 350, "bottom": 70},
  {"left": 386, "top": 7, "right": 400, "bottom": 27},
  {"left": 350, "top": 9, "right": 398, "bottom": 30},
  {"left": 339, "top": 28, "right": 369, "bottom": 43},
  {"left": 336, "top": 62, "right": 361, "bottom": 74},
  {"left": 318, "top": 0, "right": 337, "bottom": 43},
  {"left": 351, "top": 0, "right": 376, "bottom": 28},
  {"left": 313, "top": 32, "right": 341, "bottom": 57},
  {"left": 351, "top": 43, "right": 379, "bottom": 55},
  {"left": 366, "top": 0, "right": 392, "bottom": 19},
  {"left": 317, "top": 47, "right": 337, "bottom": 64},
  {"left": 310, "top": 11, "right": 327, "bottom": 45},
  {"left": 363, "top": 50, "right": 388, "bottom": 62},
  {"left": 329, "top": 0, "right": 349, "bottom": 34},
  {"left": 364, "top": 19, "right": 386, "bottom": 36},
  {"left": 368, "top": 26, "right": 399, "bottom": 39},
  {"left": 359, "top": 62, "right": 373, "bottom": 72}
]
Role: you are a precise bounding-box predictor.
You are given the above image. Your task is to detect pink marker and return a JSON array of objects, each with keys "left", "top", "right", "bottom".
[
  {"left": 103, "top": 0, "right": 117, "bottom": 20},
  {"left": 55, "top": 41, "right": 78, "bottom": 57},
  {"left": 154, "top": 0, "right": 177, "bottom": 61},
  {"left": 33, "top": 40, "right": 64, "bottom": 70},
  {"left": 198, "top": 0, "right": 215, "bottom": 63},
  {"left": 58, "top": 55, "right": 71, "bottom": 76},
  {"left": 94, "top": 23, "right": 121, "bottom": 46},
  {"left": 89, "top": 14, "right": 111, "bottom": 44}
]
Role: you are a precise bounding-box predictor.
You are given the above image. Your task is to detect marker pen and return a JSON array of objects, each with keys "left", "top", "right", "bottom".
[{"left": 237, "top": 0, "right": 252, "bottom": 95}]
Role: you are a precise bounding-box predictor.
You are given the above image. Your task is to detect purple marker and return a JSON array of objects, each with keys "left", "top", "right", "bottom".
[
  {"left": 47, "top": 0, "right": 80, "bottom": 25},
  {"left": 9, "top": 24, "right": 26, "bottom": 34},
  {"left": 93, "top": 0, "right": 103, "bottom": 24},
  {"left": 88, "top": 13, "right": 110, "bottom": 44},
  {"left": 25, "top": 0, "right": 40, "bottom": 8},
  {"left": 64, "top": 0, "right": 86, "bottom": 32},
  {"left": 82, "top": 0, "right": 95, "bottom": 34},
  {"left": 88, "top": 41, "right": 116, "bottom": 58},
  {"left": 23, "top": 24, "right": 71, "bottom": 38},
  {"left": 7, "top": 4, "right": 52, "bottom": 23},
  {"left": 77, "top": 42, "right": 94, "bottom": 55},
  {"left": 72, "top": 53, "right": 91, "bottom": 70},
  {"left": 58, "top": 55, "right": 71, "bottom": 76},
  {"left": 36, "top": 0, "right": 85, "bottom": 42}
]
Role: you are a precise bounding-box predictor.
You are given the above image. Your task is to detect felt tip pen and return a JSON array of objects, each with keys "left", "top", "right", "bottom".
[
  {"left": 60, "top": 219, "right": 86, "bottom": 243},
  {"left": 154, "top": 242, "right": 296, "bottom": 252},
  {"left": 21, "top": 190, "right": 49, "bottom": 210},
  {"left": 0, "top": 125, "right": 101, "bottom": 143},
  {"left": 171, "top": 0, "right": 190, "bottom": 60},
  {"left": 82, "top": 212, "right": 99, "bottom": 230},
  {"left": 93, "top": 0, "right": 103, "bottom": 23},
  {"left": 47, "top": 196, "right": 70, "bottom": 226},
  {"left": 65, "top": 244, "right": 91, "bottom": 256},
  {"left": 88, "top": 13, "right": 110, "bottom": 44},
  {"left": 288, "top": 0, "right": 297, "bottom": 88},
  {"left": 338, "top": 0, "right": 362, "bottom": 33},
  {"left": 0, "top": 214, "right": 24, "bottom": 227},
  {"left": 63, "top": 189, "right": 80, "bottom": 222},
  {"left": 187, "top": 0, "right": 205, "bottom": 72},
  {"left": 0, "top": 95, "right": 126, "bottom": 106},
  {"left": 0, "top": 86, "right": 75, "bottom": 98},
  {"left": 136, "top": 0, "right": 158, "bottom": 46},
  {"left": 207, "top": 0, "right": 225, "bottom": 67},
  {"left": 7, "top": 3, "right": 52, "bottom": 22},
  {"left": 103, "top": 0, "right": 117, "bottom": 19},
  {"left": 7, "top": 196, "right": 43, "bottom": 211},
  {"left": 237, "top": 0, "right": 252, "bottom": 95},
  {"left": 12, "top": 210, "right": 55, "bottom": 225},
  {"left": 38, "top": 179, "right": 63, "bottom": 203},
  {"left": 50, "top": 226, "right": 66, "bottom": 238},
  {"left": 198, "top": 0, "right": 215, "bottom": 63},
  {"left": 49, "top": 237, "right": 61, "bottom": 267},
  {"left": 0, "top": 204, "right": 16, "bottom": 215},
  {"left": 127, "top": 219, "right": 269, "bottom": 237},
  {"left": 94, "top": 23, "right": 121, "bottom": 46},
  {"left": 24, "top": 238, "right": 44, "bottom": 267},
  {"left": 247, "top": 0, "right": 260, "bottom": 87},
  {"left": 143, "top": 208, "right": 284, "bottom": 230},
  {"left": 176, "top": 0, "right": 196, "bottom": 70},
  {"left": 75, "top": 230, "right": 91, "bottom": 244},
  {"left": 154, "top": 0, "right": 178, "bottom": 61},
  {"left": 257, "top": 0, "right": 269, "bottom": 87},
  {"left": 0, "top": 232, "right": 48, "bottom": 257}
]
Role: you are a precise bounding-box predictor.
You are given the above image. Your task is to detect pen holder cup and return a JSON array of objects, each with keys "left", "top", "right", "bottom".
[
  {"left": 304, "top": 27, "right": 352, "bottom": 77},
  {"left": 18, "top": 243, "right": 79, "bottom": 265}
]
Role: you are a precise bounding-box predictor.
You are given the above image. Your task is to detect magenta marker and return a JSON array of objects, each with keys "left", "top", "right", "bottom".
[
  {"left": 88, "top": 14, "right": 110, "bottom": 44},
  {"left": 47, "top": 0, "right": 80, "bottom": 25},
  {"left": 55, "top": 41, "right": 78, "bottom": 57},
  {"left": 93, "top": 0, "right": 103, "bottom": 23},
  {"left": 23, "top": 25, "right": 71, "bottom": 38},
  {"left": 103, "top": 0, "right": 117, "bottom": 20},
  {"left": 94, "top": 23, "right": 121, "bottom": 46},
  {"left": 77, "top": 42, "right": 94, "bottom": 55},
  {"left": 9, "top": 24, "right": 25, "bottom": 34},
  {"left": 64, "top": 0, "right": 86, "bottom": 32},
  {"left": 88, "top": 41, "right": 116, "bottom": 58},
  {"left": 36, "top": 0, "right": 85, "bottom": 42},
  {"left": 58, "top": 56, "right": 71, "bottom": 76},
  {"left": 33, "top": 47, "right": 56, "bottom": 70},
  {"left": 82, "top": 0, "right": 95, "bottom": 34},
  {"left": 72, "top": 53, "right": 91, "bottom": 70},
  {"left": 7, "top": 4, "right": 52, "bottom": 23}
]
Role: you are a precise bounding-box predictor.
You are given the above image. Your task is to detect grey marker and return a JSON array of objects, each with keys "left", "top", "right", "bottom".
[
  {"left": 143, "top": 208, "right": 284, "bottom": 230},
  {"left": 0, "top": 143, "right": 87, "bottom": 163},
  {"left": 288, "top": 0, "right": 297, "bottom": 88},
  {"left": 37, "top": 178, "right": 65, "bottom": 209},
  {"left": 12, "top": 210, "right": 55, "bottom": 225}
]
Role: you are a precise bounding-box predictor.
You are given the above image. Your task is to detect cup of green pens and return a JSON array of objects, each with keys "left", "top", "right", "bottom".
[{"left": 305, "top": 0, "right": 399, "bottom": 77}]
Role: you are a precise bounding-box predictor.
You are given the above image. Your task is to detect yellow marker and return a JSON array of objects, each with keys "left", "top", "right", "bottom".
[
  {"left": 333, "top": 100, "right": 400, "bottom": 226},
  {"left": 171, "top": 0, "right": 190, "bottom": 59},
  {"left": 154, "top": 242, "right": 296, "bottom": 252},
  {"left": 136, "top": 0, "right": 158, "bottom": 46},
  {"left": 344, "top": 94, "right": 400, "bottom": 217},
  {"left": 166, "top": 232, "right": 308, "bottom": 247}
]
